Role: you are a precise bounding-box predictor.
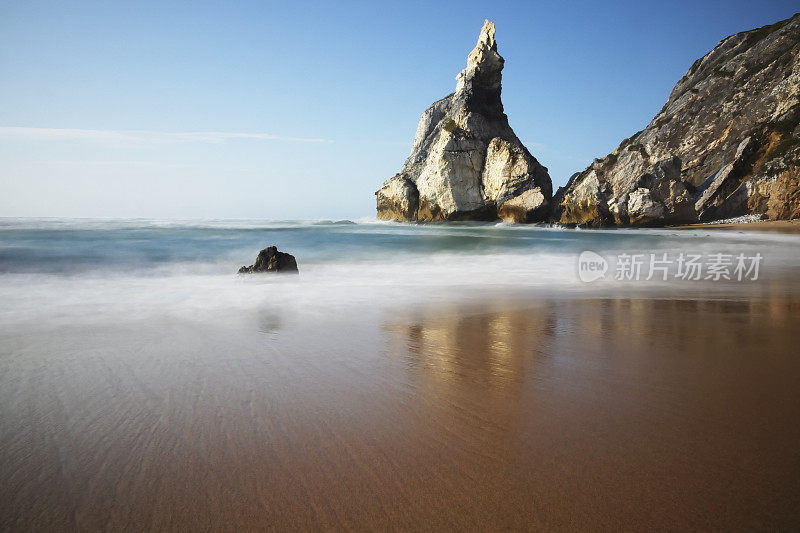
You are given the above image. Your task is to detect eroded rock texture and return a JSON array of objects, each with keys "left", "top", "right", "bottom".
[
  {"left": 376, "top": 20, "right": 552, "bottom": 222},
  {"left": 554, "top": 14, "right": 800, "bottom": 226}
]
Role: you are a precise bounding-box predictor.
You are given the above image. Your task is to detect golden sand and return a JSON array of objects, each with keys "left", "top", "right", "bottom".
[{"left": 1, "top": 297, "right": 799, "bottom": 529}]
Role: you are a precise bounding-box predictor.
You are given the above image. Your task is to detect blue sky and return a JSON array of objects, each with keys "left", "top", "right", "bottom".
[{"left": 1, "top": 0, "right": 797, "bottom": 219}]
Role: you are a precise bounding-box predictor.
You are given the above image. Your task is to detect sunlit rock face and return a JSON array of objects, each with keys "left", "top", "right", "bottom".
[
  {"left": 376, "top": 20, "right": 552, "bottom": 222},
  {"left": 554, "top": 13, "right": 800, "bottom": 226}
]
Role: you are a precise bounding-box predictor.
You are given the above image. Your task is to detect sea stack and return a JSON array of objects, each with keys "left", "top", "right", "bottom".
[
  {"left": 553, "top": 14, "right": 800, "bottom": 226},
  {"left": 376, "top": 20, "right": 552, "bottom": 222}
]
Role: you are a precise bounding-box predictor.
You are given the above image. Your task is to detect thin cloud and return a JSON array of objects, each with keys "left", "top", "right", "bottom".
[{"left": 0, "top": 126, "right": 333, "bottom": 144}]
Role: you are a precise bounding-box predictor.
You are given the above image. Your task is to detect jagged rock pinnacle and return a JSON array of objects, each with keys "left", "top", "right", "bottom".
[
  {"left": 455, "top": 20, "right": 505, "bottom": 115},
  {"left": 375, "top": 20, "right": 551, "bottom": 223},
  {"left": 456, "top": 21, "right": 504, "bottom": 90}
]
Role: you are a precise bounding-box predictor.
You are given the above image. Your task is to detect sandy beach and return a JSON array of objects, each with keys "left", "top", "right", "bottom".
[
  {"left": 2, "top": 294, "right": 800, "bottom": 530},
  {"left": 670, "top": 219, "right": 800, "bottom": 234}
]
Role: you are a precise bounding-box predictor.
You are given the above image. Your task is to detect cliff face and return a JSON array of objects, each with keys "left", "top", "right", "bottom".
[
  {"left": 376, "top": 21, "right": 552, "bottom": 223},
  {"left": 554, "top": 14, "right": 800, "bottom": 226}
]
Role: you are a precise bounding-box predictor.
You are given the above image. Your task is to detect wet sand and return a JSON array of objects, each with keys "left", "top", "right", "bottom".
[
  {"left": 2, "top": 296, "right": 800, "bottom": 530},
  {"left": 670, "top": 219, "right": 800, "bottom": 233}
]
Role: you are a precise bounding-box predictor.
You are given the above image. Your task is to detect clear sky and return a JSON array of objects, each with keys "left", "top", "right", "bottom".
[{"left": 1, "top": 0, "right": 797, "bottom": 219}]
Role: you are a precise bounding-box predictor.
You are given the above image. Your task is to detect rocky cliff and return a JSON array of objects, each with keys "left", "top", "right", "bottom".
[
  {"left": 376, "top": 20, "right": 552, "bottom": 222},
  {"left": 554, "top": 14, "right": 800, "bottom": 226}
]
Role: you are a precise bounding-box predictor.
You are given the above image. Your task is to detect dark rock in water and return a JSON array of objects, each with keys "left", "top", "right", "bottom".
[
  {"left": 554, "top": 13, "right": 800, "bottom": 226},
  {"left": 312, "top": 219, "right": 356, "bottom": 225},
  {"left": 238, "top": 246, "right": 298, "bottom": 274}
]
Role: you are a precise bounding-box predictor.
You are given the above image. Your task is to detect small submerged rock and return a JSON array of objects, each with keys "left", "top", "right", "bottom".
[{"left": 238, "top": 246, "right": 298, "bottom": 274}]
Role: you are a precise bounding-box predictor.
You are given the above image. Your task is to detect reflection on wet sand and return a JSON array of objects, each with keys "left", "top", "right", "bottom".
[
  {"left": 383, "top": 297, "right": 800, "bottom": 529},
  {"left": 2, "top": 297, "right": 800, "bottom": 529}
]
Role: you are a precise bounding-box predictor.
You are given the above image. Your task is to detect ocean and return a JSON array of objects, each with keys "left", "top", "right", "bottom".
[{"left": 2, "top": 218, "right": 799, "bottom": 326}]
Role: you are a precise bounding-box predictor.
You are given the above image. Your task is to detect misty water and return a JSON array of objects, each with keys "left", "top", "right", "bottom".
[
  {"left": 2, "top": 218, "right": 800, "bottom": 529},
  {"left": 2, "top": 218, "right": 800, "bottom": 325}
]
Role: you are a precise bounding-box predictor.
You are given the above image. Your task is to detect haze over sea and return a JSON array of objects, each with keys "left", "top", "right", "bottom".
[
  {"left": 2, "top": 218, "right": 800, "bottom": 315},
  {"left": 2, "top": 218, "right": 800, "bottom": 529}
]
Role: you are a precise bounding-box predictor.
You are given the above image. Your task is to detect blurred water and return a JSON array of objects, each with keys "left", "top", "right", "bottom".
[
  {"left": 1, "top": 218, "right": 800, "bottom": 329},
  {"left": 2, "top": 217, "right": 799, "bottom": 273}
]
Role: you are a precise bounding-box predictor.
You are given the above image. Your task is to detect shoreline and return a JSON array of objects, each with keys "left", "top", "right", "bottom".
[
  {"left": 2, "top": 221, "right": 800, "bottom": 529},
  {"left": 668, "top": 219, "right": 800, "bottom": 234}
]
